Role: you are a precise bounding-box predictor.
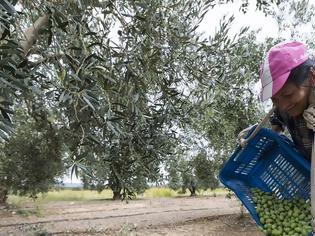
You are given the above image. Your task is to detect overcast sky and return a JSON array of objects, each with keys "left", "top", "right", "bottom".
[{"left": 198, "top": 1, "right": 279, "bottom": 40}]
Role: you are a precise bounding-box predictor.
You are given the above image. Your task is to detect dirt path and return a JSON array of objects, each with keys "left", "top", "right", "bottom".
[{"left": 0, "top": 196, "right": 263, "bottom": 236}]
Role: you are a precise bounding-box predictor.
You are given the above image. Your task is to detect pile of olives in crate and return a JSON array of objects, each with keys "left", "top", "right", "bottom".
[{"left": 251, "top": 188, "right": 312, "bottom": 236}]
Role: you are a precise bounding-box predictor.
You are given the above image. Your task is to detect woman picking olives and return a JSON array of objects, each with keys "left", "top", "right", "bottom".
[{"left": 260, "top": 41, "right": 315, "bottom": 161}]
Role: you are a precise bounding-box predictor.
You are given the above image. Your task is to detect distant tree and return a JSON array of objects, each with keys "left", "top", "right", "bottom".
[
  {"left": 76, "top": 145, "right": 159, "bottom": 200},
  {"left": 189, "top": 27, "right": 279, "bottom": 173},
  {"left": 181, "top": 164, "right": 197, "bottom": 196},
  {"left": 167, "top": 149, "right": 219, "bottom": 196},
  {"left": 193, "top": 151, "right": 219, "bottom": 190},
  {"left": 0, "top": 110, "right": 65, "bottom": 201},
  {"left": 167, "top": 161, "right": 182, "bottom": 191}
]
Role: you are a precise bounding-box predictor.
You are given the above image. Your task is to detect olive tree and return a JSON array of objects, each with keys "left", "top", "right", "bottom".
[
  {"left": 0, "top": 0, "right": 282, "bottom": 201},
  {"left": 0, "top": 109, "right": 65, "bottom": 201}
]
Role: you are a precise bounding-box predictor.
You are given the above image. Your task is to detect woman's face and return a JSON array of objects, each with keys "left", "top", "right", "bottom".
[{"left": 271, "top": 78, "right": 312, "bottom": 117}]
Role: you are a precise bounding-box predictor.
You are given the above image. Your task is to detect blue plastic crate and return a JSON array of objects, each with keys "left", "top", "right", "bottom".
[{"left": 219, "top": 127, "right": 311, "bottom": 231}]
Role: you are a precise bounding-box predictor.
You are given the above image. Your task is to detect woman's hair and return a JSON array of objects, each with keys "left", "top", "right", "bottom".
[{"left": 287, "top": 58, "right": 315, "bottom": 86}]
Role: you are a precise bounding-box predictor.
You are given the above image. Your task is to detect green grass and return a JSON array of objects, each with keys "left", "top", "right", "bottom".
[
  {"left": 143, "top": 187, "right": 229, "bottom": 198},
  {"left": 7, "top": 189, "right": 113, "bottom": 205},
  {"left": 197, "top": 188, "right": 229, "bottom": 196},
  {"left": 39, "top": 189, "right": 113, "bottom": 202},
  {"left": 16, "top": 206, "right": 43, "bottom": 217},
  {"left": 143, "top": 187, "right": 177, "bottom": 198},
  {"left": 7, "top": 188, "right": 229, "bottom": 205}
]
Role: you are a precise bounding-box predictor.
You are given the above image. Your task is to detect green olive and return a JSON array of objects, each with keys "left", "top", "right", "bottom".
[{"left": 250, "top": 188, "right": 312, "bottom": 236}]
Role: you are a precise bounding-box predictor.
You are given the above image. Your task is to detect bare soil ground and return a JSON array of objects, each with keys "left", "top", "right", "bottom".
[{"left": 0, "top": 196, "right": 263, "bottom": 236}]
